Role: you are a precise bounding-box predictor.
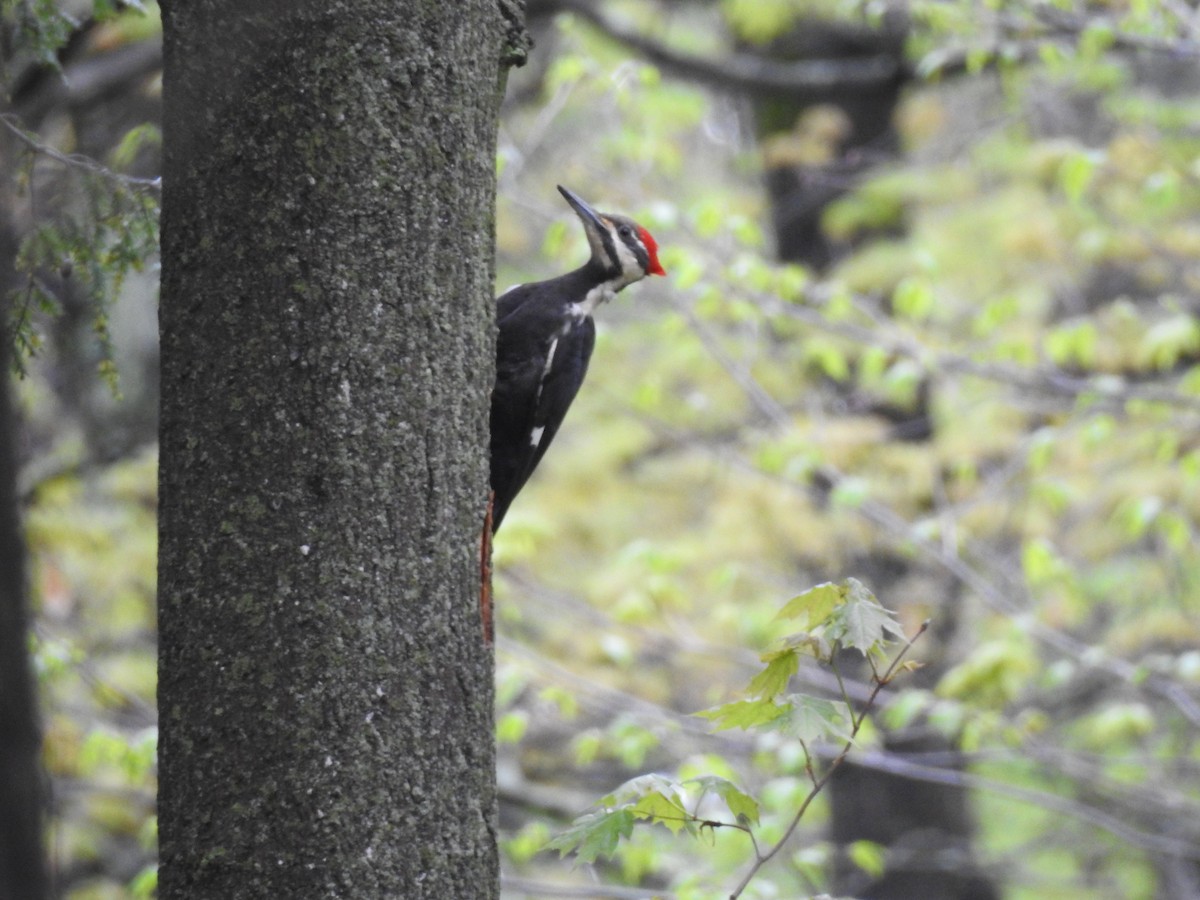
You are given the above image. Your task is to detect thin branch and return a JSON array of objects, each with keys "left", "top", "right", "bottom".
[
  {"left": 674, "top": 299, "right": 791, "bottom": 427},
  {"left": 501, "top": 874, "right": 674, "bottom": 899},
  {"left": 498, "top": 635, "right": 730, "bottom": 742},
  {"left": 501, "top": 567, "right": 880, "bottom": 703},
  {"left": 558, "top": 0, "right": 1200, "bottom": 106},
  {"left": 554, "top": 0, "right": 904, "bottom": 97},
  {"left": 727, "top": 623, "right": 927, "bottom": 899},
  {"left": 840, "top": 746, "right": 1200, "bottom": 860},
  {"left": 1029, "top": 2, "right": 1200, "bottom": 58},
  {"left": 16, "top": 35, "right": 163, "bottom": 126},
  {"left": 0, "top": 113, "right": 161, "bottom": 191},
  {"left": 670, "top": 277, "right": 1200, "bottom": 728},
  {"left": 754, "top": 286, "right": 1200, "bottom": 416}
]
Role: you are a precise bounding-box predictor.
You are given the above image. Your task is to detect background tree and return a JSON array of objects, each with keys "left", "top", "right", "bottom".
[
  {"left": 1, "top": 245, "right": 46, "bottom": 900},
  {"left": 156, "top": 1, "right": 527, "bottom": 896},
  {"left": 492, "top": 3, "right": 1200, "bottom": 897},
  {"left": 7, "top": 1, "right": 1200, "bottom": 898}
]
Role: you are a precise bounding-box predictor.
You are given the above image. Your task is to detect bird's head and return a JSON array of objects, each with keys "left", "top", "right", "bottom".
[{"left": 558, "top": 185, "right": 666, "bottom": 289}]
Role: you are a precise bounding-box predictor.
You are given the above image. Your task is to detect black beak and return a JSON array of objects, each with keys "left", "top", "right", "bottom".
[{"left": 557, "top": 185, "right": 605, "bottom": 231}]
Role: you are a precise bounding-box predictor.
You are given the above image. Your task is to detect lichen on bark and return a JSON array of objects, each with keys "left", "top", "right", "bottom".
[{"left": 157, "top": 3, "right": 522, "bottom": 896}]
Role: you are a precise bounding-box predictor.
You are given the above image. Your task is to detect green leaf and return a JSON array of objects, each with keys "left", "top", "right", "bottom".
[
  {"left": 686, "top": 775, "right": 761, "bottom": 825},
  {"left": 776, "top": 629, "right": 831, "bottom": 660},
  {"left": 1140, "top": 313, "right": 1200, "bottom": 370},
  {"left": 496, "top": 710, "right": 528, "bottom": 744},
  {"left": 603, "top": 773, "right": 684, "bottom": 807},
  {"left": 546, "top": 808, "right": 636, "bottom": 863},
  {"left": 1058, "top": 150, "right": 1101, "bottom": 202},
  {"left": 1077, "top": 702, "right": 1156, "bottom": 748},
  {"left": 1021, "top": 537, "right": 1069, "bottom": 586},
  {"left": 883, "top": 689, "right": 935, "bottom": 730},
  {"left": 893, "top": 276, "right": 935, "bottom": 320},
  {"left": 746, "top": 649, "right": 798, "bottom": 700},
  {"left": 109, "top": 124, "right": 162, "bottom": 172},
  {"left": 805, "top": 339, "right": 851, "bottom": 381},
  {"left": 825, "top": 579, "right": 905, "bottom": 653},
  {"left": 775, "top": 694, "right": 854, "bottom": 743},
  {"left": 547, "top": 774, "right": 694, "bottom": 861},
  {"left": 938, "top": 636, "right": 1037, "bottom": 707},
  {"left": 831, "top": 476, "right": 870, "bottom": 509},
  {"left": 1079, "top": 19, "right": 1116, "bottom": 57},
  {"left": 1045, "top": 319, "right": 1097, "bottom": 367},
  {"left": 776, "top": 581, "right": 843, "bottom": 626},
  {"left": 848, "top": 839, "right": 888, "bottom": 878},
  {"left": 129, "top": 864, "right": 157, "bottom": 899},
  {"left": 633, "top": 790, "right": 692, "bottom": 835},
  {"left": 696, "top": 697, "right": 788, "bottom": 731},
  {"left": 724, "top": 0, "right": 803, "bottom": 43}
]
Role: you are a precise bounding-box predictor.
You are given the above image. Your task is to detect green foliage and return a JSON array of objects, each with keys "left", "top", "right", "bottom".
[
  {"left": 723, "top": 0, "right": 850, "bottom": 45},
  {"left": 9, "top": 165, "right": 159, "bottom": 384},
  {"left": 27, "top": 449, "right": 158, "bottom": 894},
  {"left": 3, "top": 1, "right": 161, "bottom": 379},
  {"left": 546, "top": 582, "right": 918, "bottom": 897},
  {"left": 15, "top": 0, "right": 1200, "bottom": 895},
  {"left": 547, "top": 806, "right": 638, "bottom": 863},
  {"left": 1, "top": 0, "right": 157, "bottom": 72},
  {"left": 546, "top": 771, "right": 762, "bottom": 860},
  {"left": 846, "top": 839, "right": 887, "bottom": 879},
  {"left": 494, "top": 3, "right": 1200, "bottom": 893},
  {"left": 1, "top": 0, "right": 76, "bottom": 69},
  {"left": 128, "top": 864, "right": 157, "bottom": 899}
]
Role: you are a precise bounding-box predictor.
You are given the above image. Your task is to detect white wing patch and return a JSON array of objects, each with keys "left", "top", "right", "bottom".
[
  {"left": 530, "top": 336, "right": 560, "bottom": 449},
  {"left": 541, "top": 337, "right": 559, "bottom": 382}
]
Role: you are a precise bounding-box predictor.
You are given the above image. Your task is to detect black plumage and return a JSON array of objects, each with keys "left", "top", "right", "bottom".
[{"left": 489, "top": 186, "right": 665, "bottom": 532}]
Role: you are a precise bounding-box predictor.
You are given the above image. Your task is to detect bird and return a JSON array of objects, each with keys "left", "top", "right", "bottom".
[{"left": 488, "top": 185, "right": 666, "bottom": 533}]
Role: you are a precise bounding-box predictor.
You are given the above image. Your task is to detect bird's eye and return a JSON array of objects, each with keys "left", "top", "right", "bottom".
[{"left": 618, "top": 224, "right": 633, "bottom": 238}]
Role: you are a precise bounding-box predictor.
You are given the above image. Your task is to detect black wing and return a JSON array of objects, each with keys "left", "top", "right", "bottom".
[{"left": 490, "top": 285, "right": 595, "bottom": 531}]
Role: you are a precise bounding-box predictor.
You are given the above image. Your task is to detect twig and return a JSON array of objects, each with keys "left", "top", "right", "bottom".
[
  {"left": 555, "top": 0, "right": 904, "bottom": 97},
  {"left": 753, "top": 286, "right": 1200, "bottom": 416},
  {"left": 727, "top": 622, "right": 928, "bottom": 899},
  {"left": 1029, "top": 2, "right": 1200, "bottom": 58},
  {"left": 0, "top": 112, "right": 160, "bottom": 191},
  {"left": 501, "top": 874, "right": 674, "bottom": 899}
]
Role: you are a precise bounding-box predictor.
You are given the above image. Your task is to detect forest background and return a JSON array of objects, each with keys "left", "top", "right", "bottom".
[{"left": 4, "top": 0, "right": 1200, "bottom": 898}]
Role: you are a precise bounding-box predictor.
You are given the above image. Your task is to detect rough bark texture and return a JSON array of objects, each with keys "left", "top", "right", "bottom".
[
  {"left": 157, "top": 2, "right": 524, "bottom": 896},
  {"left": 0, "top": 219, "right": 47, "bottom": 900}
]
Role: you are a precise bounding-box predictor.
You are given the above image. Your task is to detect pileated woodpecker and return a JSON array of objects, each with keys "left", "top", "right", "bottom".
[{"left": 489, "top": 185, "right": 666, "bottom": 532}]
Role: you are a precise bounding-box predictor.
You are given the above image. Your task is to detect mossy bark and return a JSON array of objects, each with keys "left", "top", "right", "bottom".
[{"left": 157, "top": 3, "right": 525, "bottom": 896}]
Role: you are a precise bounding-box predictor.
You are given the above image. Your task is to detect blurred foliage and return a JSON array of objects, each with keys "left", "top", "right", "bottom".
[
  {"left": 492, "top": 1, "right": 1200, "bottom": 897},
  {"left": 4, "top": 2, "right": 161, "bottom": 897},
  {"left": 3, "top": 1, "right": 161, "bottom": 383},
  {"left": 10, "top": 0, "right": 1200, "bottom": 897},
  {"left": 541, "top": 579, "right": 915, "bottom": 900},
  {"left": 546, "top": 579, "right": 916, "bottom": 898},
  {"left": 28, "top": 445, "right": 157, "bottom": 898},
  {"left": 11, "top": 162, "right": 159, "bottom": 386}
]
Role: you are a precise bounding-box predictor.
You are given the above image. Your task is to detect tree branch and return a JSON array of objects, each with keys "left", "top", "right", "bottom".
[
  {"left": 501, "top": 875, "right": 673, "bottom": 899},
  {"left": 16, "top": 37, "right": 163, "bottom": 126},
  {"left": 728, "top": 624, "right": 927, "bottom": 899},
  {"left": 553, "top": 0, "right": 904, "bottom": 97},
  {"left": 0, "top": 113, "right": 160, "bottom": 190}
]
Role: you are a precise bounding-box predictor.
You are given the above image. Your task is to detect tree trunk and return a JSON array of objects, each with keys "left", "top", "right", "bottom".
[
  {"left": 0, "top": 220, "right": 47, "bottom": 900},
  {"left": 750, "top": 14, "right": 908, "bottom": 269},
  {"left": 157, "top": 3, "right": 526, "bottom": 896}
]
